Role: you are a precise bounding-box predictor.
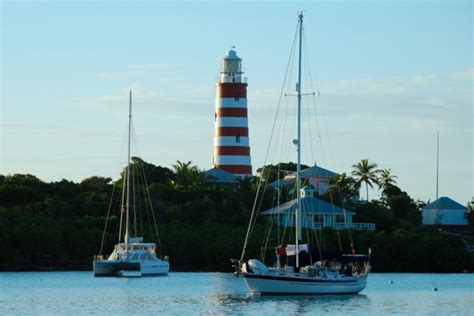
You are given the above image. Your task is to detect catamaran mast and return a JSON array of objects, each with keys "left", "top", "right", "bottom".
[
  {"left": 125, "top": 90, "right": 132, "bottom": 254},
  {"left": 295, "top": 11, "right": 303, "bottom": 268}
]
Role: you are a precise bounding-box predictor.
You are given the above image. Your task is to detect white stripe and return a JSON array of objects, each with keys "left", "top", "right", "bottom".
[
  {"left": 214, "top": 136, "right": 249, "bottom": 147},
  {"left": 215, "top": 98, "right": 247, "bottom": 108},
  {"left": 215, "top": 117, "right": 248, "bottom": 128},
  {"left": 215, "top": 155, "right": 251, "bottom": 165}
]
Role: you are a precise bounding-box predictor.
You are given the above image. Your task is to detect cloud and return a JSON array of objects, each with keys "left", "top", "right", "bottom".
[
  {"left": 320, "top": 74, "right": 440, "bottom": 96},
  {"left": 2, "top": 122, "right": 122, "bottom": 140},
  {"left": 96, "top": 63, "right": 177, "bottom": 80},
  {"left": 96, "top": 72, "right": 126, "bottom": 80},
  {"left": 449, "top": 68, "right": 474, "bottom": 81},
  {"left": 247, "top": 71, "right": 471, "bottom": 142},
  {"left": 126, "top": 63, "right": 175, "bottom": 71},
  {"left": 77, "top": 84, "right": 212, "bottom": 119},
  {"left": 78, "top": 94, "right": 125, "bottom": 109}
]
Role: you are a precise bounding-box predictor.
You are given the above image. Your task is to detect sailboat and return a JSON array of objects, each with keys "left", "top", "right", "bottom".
[
  {"left": 93, "top": 91, "right": 170, "bottom": 277},
  {"left": 232, "top": 13, "right": 370, "bottom": 295}
]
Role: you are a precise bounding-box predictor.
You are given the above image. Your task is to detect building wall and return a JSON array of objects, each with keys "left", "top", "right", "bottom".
[
  {"left": 422, "top": 208, "right": 468, "bottom": 225},
  {"left": 308, "top": 176, "right": 331, "bottom": 194}
]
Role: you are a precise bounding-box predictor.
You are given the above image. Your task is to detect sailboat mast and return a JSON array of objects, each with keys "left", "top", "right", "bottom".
[
  {"left": 125, "top": 90, "right": 132, "bottom": 253},
  {"left": 436, "top": 131, "right": 439, "bottom": 201},
  {"left": 295, "top": 11, "right": 303, "bottom": 268}
]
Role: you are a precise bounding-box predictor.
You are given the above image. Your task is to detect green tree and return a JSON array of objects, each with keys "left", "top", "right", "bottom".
[
  {"left": 383, "top": 185, "right": 421, "bottom": 224},
  {"left": 351, "top": 159, "right": 379, "bottom": 202},
  {"left": 377, "top": 169, "right": 398, "bottom": 205},
  {"left": 130, "top": 157, "right": 174, "bottom": 185},
  {"left": 171, "top": 160, "right": 203, "bottom": 190},
  {"left": 324, "top": 173, "right": 358, "bottom": 206},
  {"left": 80, "top": 176, "right": 112, "bottom": 192},
  {"left": 466, "top": 200, "right": 474, "bottom": 226},
  {"left": 377, "top": 169, "right": 398, "bottom": 192}
]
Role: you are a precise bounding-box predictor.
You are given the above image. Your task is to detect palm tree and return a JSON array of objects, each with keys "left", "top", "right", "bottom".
[
  {"left": 172, "top": 160, "right": 202, "bottom": 189},
  {"left": 351, "top": 159, "right": 379, "bottom": 202},
  {"left": 325, "top": 173, "right": 358, "bottom": 206},
  {"left": 377, "top": 168, "right": 398, "bottom": 192}
]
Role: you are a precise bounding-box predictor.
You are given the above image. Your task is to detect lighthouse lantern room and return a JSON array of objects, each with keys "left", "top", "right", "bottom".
[{"left": 213, "top": 48, "right": 252, "bottom": 178}]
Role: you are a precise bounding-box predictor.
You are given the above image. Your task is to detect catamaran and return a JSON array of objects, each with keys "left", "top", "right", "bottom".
[
  {"left": 93, "top": 91, "right": 169, "bottom": 277},
  {"left": 232, "top": 12, "right": 370, "bottom": 295}
]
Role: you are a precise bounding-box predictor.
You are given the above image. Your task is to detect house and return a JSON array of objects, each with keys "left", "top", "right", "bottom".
[
  {"left": 262, "top": 185, "right": 375, "bottom": 231},
  {"left": 270, "top": 165, "right": 338, "bottom": 195},
  {"left": 203, "top": 167, "right": 239, "bottom": 184},
  {"left": 422, "top": 197, "right": 468, "bottom": 226}
]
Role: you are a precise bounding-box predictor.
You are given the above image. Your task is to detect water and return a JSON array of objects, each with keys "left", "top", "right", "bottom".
[{"left": 0, "top": 272, "right": 473, "bottom": 315}]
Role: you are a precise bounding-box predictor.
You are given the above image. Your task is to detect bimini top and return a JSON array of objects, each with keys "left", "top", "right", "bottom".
[
  {"left": 261, "top": 197, "right": 354, "bottom": 215},
  {"left": 223, "top": 49, "right": 241, "bottom": 60},
  {"left": 423, "top": 197, "right": 467, "bottom": 210}
]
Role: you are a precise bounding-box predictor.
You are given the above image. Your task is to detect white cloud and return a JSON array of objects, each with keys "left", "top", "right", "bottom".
[
  {"left": 126, "top": 63, "right": 175, "bottom": 71},
  {"left": 96, "top": 72, "right": 126, "bottom": 80},
  {"left": 246, "top": 71, "right": 472, "bottom": 162},
  {"left": 320, "top": 74, "right": 440, "bottom": 96},
  {"left": 450, "top": 68, "right": 474, "bottom": 81},
  {"left": 96, "top": 64, "right": 177, "bottom": 80},
  {"left": 77, "top": 84, "right": 212, "bottom": 120}
]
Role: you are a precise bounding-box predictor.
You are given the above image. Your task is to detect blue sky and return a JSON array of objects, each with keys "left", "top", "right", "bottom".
[{"left": 1, "top": 0, "right": 472, "bottom": 204}]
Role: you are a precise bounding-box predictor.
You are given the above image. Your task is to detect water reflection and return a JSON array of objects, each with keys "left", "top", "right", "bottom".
[
  {"left": 2, "top": 272, "right": 473, "bottom": 315},
  {"left": 211, "top": 293, "right": 370, "bottom": 314}
]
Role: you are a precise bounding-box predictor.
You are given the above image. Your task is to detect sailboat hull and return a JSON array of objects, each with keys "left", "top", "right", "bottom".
[{"left": 243, "top": 273, "right": 367, "bottom": 295}]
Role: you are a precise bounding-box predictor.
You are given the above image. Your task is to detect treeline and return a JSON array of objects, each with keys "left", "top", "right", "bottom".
[{"left": 0, "top": 158, "right": 472, "bottom": 272}]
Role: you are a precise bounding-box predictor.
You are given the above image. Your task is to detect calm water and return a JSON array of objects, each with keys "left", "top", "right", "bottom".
[{"left": 0, "top": 272, "right": 473, "bottom": 315}]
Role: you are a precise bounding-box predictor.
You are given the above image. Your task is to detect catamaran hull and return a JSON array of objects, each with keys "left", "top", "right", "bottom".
[
  {"left": 243, "top": 274, "right": 367, "bottom": 295},
  {"left": 93, "top": 260, "right": 169, "bottom": 277}
]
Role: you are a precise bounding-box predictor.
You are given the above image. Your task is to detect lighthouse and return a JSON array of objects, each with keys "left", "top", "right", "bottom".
[{"left": 212, "top": 48, "right": 252, "bottom": 177}]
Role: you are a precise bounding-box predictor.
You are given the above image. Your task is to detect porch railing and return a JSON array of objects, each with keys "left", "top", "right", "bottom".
[{"left": 306, "top": 222, "right": 375, "bottom": 231}]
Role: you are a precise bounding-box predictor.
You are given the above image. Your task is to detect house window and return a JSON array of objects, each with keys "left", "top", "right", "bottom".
[
  {"left": 214, "top": 112, "right": 217, "bottom": 121},
  {"left": 335, "top": 215, "right": 345, "bottom": 223},
  {"left": 236, "top": 133, "right": 241, "bottom": 143},
  {"left": 313, "top": 215, "right": 323, "bottom": 224}
]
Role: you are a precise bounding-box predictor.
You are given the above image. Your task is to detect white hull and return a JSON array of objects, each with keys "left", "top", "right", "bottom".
[
  {"left": 93, "top": 259, "right": 169, "bottom": 277},
  {"left": 243, "top": 273, "right": 367, "bottom": 295}
]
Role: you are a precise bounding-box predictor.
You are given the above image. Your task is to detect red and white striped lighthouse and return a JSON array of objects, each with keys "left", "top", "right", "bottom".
[{"left": 212, "top": 48, "right": 252, "bottom": 177}]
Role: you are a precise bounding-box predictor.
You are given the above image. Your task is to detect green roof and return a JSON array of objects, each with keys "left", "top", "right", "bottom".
[{"left": 262, "top": 197, "right": 354, "bottom": 215}]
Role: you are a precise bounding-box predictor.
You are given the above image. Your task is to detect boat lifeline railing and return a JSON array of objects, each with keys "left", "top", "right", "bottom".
[{"left": 308, "top": 222, "right": 375, "bottom": 231}]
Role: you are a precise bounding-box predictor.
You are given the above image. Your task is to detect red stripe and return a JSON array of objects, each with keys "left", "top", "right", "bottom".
[
  {"left": 214, "top": 146, "right": 250, "bottom": 156},
  {"left": 217, "top": 108, "right": 247, "bottom": 117},
  {"left": 216, "top": 127, "right": 248, "bottom": 137},
  {"left": 217, "top": 165, "right": 252, "bottom": 175},
  {"left": 217, "top": 83, "right": 247, "bottom": 98}
]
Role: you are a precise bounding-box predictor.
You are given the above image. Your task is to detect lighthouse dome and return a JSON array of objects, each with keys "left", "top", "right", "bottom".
[
  {"left": 223, "top": 49, "right": 241, "bottom": 60},
  {"left": 220, "top": 48, "right": 243, "bottom": 75}
]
